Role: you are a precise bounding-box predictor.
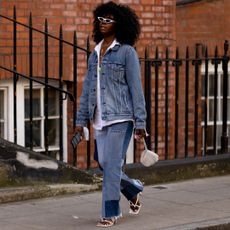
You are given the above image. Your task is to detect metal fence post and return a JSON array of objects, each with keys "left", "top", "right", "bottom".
[
  {"left": 192, "top": 45, "right": 202, "bottom": 157},
  {"left": 221, "top": 40, "right": 229, "bottom": 154},
  {"left": 44, "top": 19, "right": 49, "bottom": 155},
  {"left": 185, "top": 47, "right": 189, "bottom": 157},
  {"left": 29, "top": 13, "right": 33, "bottom": 151},
  {"left": 86, "top": 36, "right": 91, "bottom": 169},
  {"left": 165, "top": 47, "right": 169, "bottom": 159},
  {"left": 172, "top": 47, "right": 182, "bottom": 158},
  {"left": 73, "top": 31, "right": 77, "bottom": 167},
  {"left": 13, "top": 6, "right": 17, "bottom": 144},
  {"left": 59, "top": 24, "right": 63, "bottom": 161},
  {"left": 211, "top": 47, "right": 221, "bottom": 155},
  {"left": 152, "top": 47, "right": 162, "bottom": 153},
  {"left": 144, "top": 47, "right": 152, "bottom": 150},
  {"left": 203, "top": 47, "right": 209, "bottom": 156}
]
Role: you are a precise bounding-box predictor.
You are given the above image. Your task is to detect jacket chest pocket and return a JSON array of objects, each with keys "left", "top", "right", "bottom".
[
  {"left": 107, "top": 63, "right": 126, "bottom": 84},
  {"left": 88, "top": 63, "right": 97, "bottom": 78}
]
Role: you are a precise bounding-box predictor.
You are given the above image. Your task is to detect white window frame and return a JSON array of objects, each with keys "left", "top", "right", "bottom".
[
  {"left": 201, "top": 63, "right": 230, "bottom": 154},
  {"left": 0, "top": 80, "right": 14, "bottom": 141},
  {"left": 0, "top": 78, "right": 67, "bottom": 162},
  {"left": 23, "top": 87, "right": 45, "bottom": 151},
  {"left": 0, "top": 88, "right": 7, "bottom": 138}
]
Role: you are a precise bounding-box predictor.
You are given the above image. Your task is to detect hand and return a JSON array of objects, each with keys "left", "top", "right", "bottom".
[
  {"left": 75, "top": 126, "right": 84, "bottom": 139},
  {"left": 134, "top": 129, "right": 147, "bottom": 141}
]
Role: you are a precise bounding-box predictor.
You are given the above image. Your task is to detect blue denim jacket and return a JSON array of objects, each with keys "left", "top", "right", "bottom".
[{"left": 76, "top": 43, "right": 146, "bottom": 129}]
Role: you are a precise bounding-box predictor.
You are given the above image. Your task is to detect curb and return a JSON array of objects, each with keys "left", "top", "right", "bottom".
[
  {"left": 196, "top": 222, "right": 230, "bottom": 230},
  {"left": 161, "top": 217, "right": 230, "bottom": 230},
  {"left": 0, "top": 183, "right": 99, "bottom": 204}
]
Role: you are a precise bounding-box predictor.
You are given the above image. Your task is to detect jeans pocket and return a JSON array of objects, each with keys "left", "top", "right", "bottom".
[{"left": 110, "top": 121, "right": 130, "bottom": 133}]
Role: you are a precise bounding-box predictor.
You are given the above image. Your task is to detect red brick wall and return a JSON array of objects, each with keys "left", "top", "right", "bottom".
[
  {"left": 176, "top": 0, "right": 228, "bottom": 53},
  {"left": 0, "top": 0, "right": 176, "bottom": 168},
  {"left": 176, "top": 0, "right": 229, "bottom": 157}
]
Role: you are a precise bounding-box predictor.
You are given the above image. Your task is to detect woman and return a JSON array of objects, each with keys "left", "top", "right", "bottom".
[{"left": 75, "top": 1, "right": 147, "bottom": 227}]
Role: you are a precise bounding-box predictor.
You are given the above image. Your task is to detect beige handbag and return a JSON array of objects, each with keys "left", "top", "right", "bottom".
[{"left": 140, "top": 139, "right": 159, "bottom": 167}]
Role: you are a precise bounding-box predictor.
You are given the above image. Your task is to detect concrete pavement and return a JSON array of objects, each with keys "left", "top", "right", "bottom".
[{"left": 0, "top": 175, "right": 230, "bottom": 230}]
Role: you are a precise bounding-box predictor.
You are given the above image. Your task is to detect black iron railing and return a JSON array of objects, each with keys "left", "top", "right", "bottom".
[
  {"left": 142, "top": 41, "right": 229, "bottom": 160},
  {"left": 1, "top": 7, "right": 229, "bottom": 169},
  {"left": 0, "top": 7, "right": 90, "bottom": 167}
]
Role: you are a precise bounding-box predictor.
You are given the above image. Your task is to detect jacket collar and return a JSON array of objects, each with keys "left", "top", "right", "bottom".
[
  {"left": 92, "top": 40, "right": 121, "bottom": 56},
  {"left": 110, "top": 43, "right": 121, "bottom": 51}
]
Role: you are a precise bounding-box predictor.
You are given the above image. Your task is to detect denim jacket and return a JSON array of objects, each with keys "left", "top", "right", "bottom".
[{"left": 76, "top": 43, "right": 147, "bottom": 129}]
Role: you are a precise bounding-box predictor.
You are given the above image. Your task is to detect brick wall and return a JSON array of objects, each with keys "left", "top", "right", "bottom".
[
  {"left": 176, "top": 0, "right": 230, "bottom": 157},
  {"left": 0, "top": 0, "right": 176, "bottom": 168},
  {"left": 176, "top": 0, "right": 229, "bottom": 53}
]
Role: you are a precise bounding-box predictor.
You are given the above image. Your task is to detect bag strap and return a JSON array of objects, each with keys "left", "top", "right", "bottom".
[{"left": 143, "top": 138, "right": 148, "bottom": 150}]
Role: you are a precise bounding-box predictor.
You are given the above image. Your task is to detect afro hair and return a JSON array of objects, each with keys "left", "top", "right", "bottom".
[{"left": 93, "top": 1, "right": 141, "bottom": 46}]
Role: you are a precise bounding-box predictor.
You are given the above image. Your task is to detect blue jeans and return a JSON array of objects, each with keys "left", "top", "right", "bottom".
[{"left": 94, "top": 121, "right": 143, "bottom": 219}]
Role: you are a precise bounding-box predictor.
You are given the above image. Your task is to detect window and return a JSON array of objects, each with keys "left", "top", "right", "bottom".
[
  {"left": 24, "top": 87, "right": 62, "bottom": 159},
  {"left": 201, "top": 66, "right": 230, "bottom": 154},
  {"left": 0, "top": 79, "right": 68, "bottom": 162},
  {"left": 0, "top": 88, "right": 7, "bottom": 139}
]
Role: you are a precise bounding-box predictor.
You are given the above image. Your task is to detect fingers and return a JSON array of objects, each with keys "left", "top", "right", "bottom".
[
  {"left": 134, "top": 129, "right": 146, "bottom": 141},
  {"left": 75, "top": 126, "right": 84, "bottom": 139},
  {"left": 134, "top": 134, "right": 143, "bottom": 141}
]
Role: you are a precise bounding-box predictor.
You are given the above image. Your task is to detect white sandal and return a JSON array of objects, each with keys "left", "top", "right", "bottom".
[
  {"left": 129, "top": 193, "right": 142, "bottom": 215},
  {"left": 96, "top": 217, "right": 117, "bottom": 228}
]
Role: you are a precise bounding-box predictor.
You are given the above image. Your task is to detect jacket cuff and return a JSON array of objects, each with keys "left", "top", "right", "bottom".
[
  {"left": 135, "top": 120, "right": 146, "bottom": 130},
  {"left": 75, "top": 120, "right": 87, "bottom": 127}
]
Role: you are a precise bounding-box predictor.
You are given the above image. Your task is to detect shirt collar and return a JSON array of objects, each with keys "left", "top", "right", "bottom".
[{"left": 95, "top": 39, "right": 120, "bottom": 55}]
